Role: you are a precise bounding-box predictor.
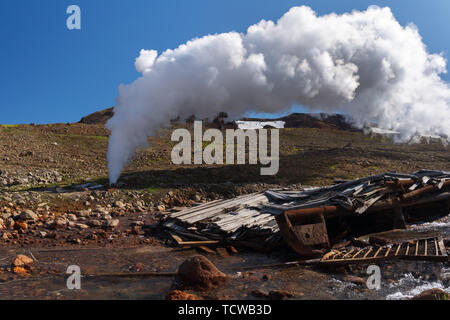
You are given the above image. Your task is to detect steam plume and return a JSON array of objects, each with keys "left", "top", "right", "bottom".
[{"left": 106, "top": 6, "right": 450, "bottom": 184}]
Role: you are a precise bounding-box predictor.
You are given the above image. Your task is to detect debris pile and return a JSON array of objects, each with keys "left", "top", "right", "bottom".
[{"left": 163, "top": 170, "right": 450, "bottom": 259}]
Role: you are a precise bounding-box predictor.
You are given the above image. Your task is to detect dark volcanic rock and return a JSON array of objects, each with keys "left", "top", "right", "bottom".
[
  {"left": 174, "top": 255, "right": 229, "bottom": 290},
  {"left": 411, "top": 288, "right": 448, "bottom": 300},
  {"left": 79, "top": 107, "right": 115, "bottom": 125}
]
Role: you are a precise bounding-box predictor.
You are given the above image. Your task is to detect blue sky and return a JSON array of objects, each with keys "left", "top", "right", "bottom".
[{"left": 1, "top": 0, "right": 450, "bottom": 124}]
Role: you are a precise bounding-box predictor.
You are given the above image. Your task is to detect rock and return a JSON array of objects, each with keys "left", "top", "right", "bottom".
[
  {"left": 76, "top": 223, "right": 89, "bottom": 229},
  {"left": 411, "top": 288, "right": 448, "bottom": 300},
  {"left": 130, "top": 262, "right": 145, "bottom": 272},
  {"left": 130, "top": 226, "right": 141, "bottom": 235},
  {"left": 1, "top": 232, "right": 11, "bottom": 240},
  {"left": 131, "top": 221, "right": 144, "bottom": 227},
  {"left": 14, "top": 221, "right": 28, "bottom": 231},
  {"left": 77, "top": 210, "right": 91, "bottom": 217},
  {"left": 52, "top": 218, "right": 67, "bottom": 229},
  {"left": 5, "top": 218, "right": 14, "bottom": 228},
  {"left": 67, "top": 214, "right": 77, "bottom": 221},
  {"left": 166, "top": 290, "right": 202, "bottom": 300},
  {"left": 262, "top": 274, "right": 272, "bottom": 281},
  {"left": 105, "top": 219, "right": 120, "bottom": 228},
  {"left": 156, "top": 205, "right": 166, "bottom": 212},
  {"left": 88, "top": 220, "right": 102, "bottom": 227},
  {"left": 13, "top": 266, "right": 30, "bottom": 276},
  {"left": 343, "top": 275, "right": 367, "bottom": 286},
  {"left": 12, "top": 254, "right": 34, "bottom": 268},
  {"left": 19, "top": 210, "right": 38, "bottom": 221},
  {"left": 114, "top": 201, "right": 125, "bottom": 209},
  {"left": 251, "top": 289, "right": 270, "bottom": 299},
  {"left": 174, "top": 255, "right": 229, "bottom": 290},
  {"left": 268, "top": 290, "right": 296, "bottom": 300}
]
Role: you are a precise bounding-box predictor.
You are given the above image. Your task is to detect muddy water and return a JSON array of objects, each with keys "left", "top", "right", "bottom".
[{"left": 0, "top": 215, "right": 448, "bottom": 300}]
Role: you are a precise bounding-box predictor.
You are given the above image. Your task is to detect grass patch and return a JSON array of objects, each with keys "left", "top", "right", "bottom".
[{"left": 147, "top": 187, "right": 161, "bottom": 195}]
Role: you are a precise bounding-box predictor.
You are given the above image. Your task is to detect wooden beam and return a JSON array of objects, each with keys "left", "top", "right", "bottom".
[{"left": 395, "top": 243, "right": 402, "bottom": 256}]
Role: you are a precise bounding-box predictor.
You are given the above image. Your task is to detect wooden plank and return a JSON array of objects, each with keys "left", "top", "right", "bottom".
[
  {"left": 435, "top": 238, "right": 439, "bottom": 256},
  {"left": 424, "top": 239, "right": 427, "bottom": 256},
  {"left": 438, "top": 239, "right": 447, "bottom": 257},
  {"left": 415, "top": 240, "right": 419, "bottom": 256},
  {"left": 395, "top": 243, "right": 402, "bottom": 256},
  {"left": 229, "top": 246, "right": 238, "bottom": 254},
  {"left": 170, "top": 233, "right": 184, "bottom": 244},
  {"left": 342, "top": 249, "right": 355, "bottom": 259},
  {"left": 363, "top": 248, "right": 373, "bottom": 258},
  {"left": 170, "top": 230, "right": 213, "bottom": 241},
  {"left": 373, "top": 247, "right": 383, "bottom": 258},
  {"left": 352, "top": 248, "right": 364, "bottom": 259},
  {"left": 384, "top": 246, "right": 392, "bottom": 257},
  {"left": 405, "top": 244, "right": 410, "bottom": 256},
  {"left": 197, "top": 246, "right": 216, "bottom": 254},
  {"left": 177, "top": 240, "right": 220, "bottom": 246}
]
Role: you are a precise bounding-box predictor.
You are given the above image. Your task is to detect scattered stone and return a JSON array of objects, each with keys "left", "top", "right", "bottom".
[
  {"left": 5, "top": 218, "right": 14, "bottom": 228},
  {"left": 114, "top": 201, "right": 125, "bottom": 209},
  {"left": 130, "top": 262, "right": 145, "bottom": 272},
  {"left": 1, "top": 232, "right": 11, "bottom": 240},
  {"left": 105, "top": 219, "right": 120, "bottom": 228},
  {"left": 67, "top": 214, "right": 77, "bottom": 221},
  {"left": 12, "top": 266, "right": 30, "bottom": 276},
  {"left": 19, "top": 210, "right": 38, "bottom": 221},
  {"left": 88, "top": 220, "right": 102, "bottom": 227},
  {"left": 130, "top": 226, "right": 141, "bottom": 235},
  {"left": 76, "top": 223, "right": 89, "bottom": 229},
  {"left": 12, "top": 254, "right": 34, "bottom": 268},
  {"left": 52, "top": 218, "right": 67, "bottom": 229},
  {"left": 14, "top": 221, "right": 28, "bottom": 231}
]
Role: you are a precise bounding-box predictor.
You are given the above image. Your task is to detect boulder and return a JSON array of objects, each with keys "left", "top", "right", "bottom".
[
  {"left": 411, "top": 288, "right": 448, "bottom": 300},
  {"left": 174, "top": 255, "right": 229, "bottom": 290}
]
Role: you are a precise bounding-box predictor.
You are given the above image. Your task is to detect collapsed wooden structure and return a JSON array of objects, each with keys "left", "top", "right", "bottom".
[{"left": 161, "top": 170, "right": 450, "bottom": 261}]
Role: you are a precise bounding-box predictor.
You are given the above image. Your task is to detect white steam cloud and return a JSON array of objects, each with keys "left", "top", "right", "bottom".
[{"left": 106, "top": 6, "right": 450, "bottom": 184}]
